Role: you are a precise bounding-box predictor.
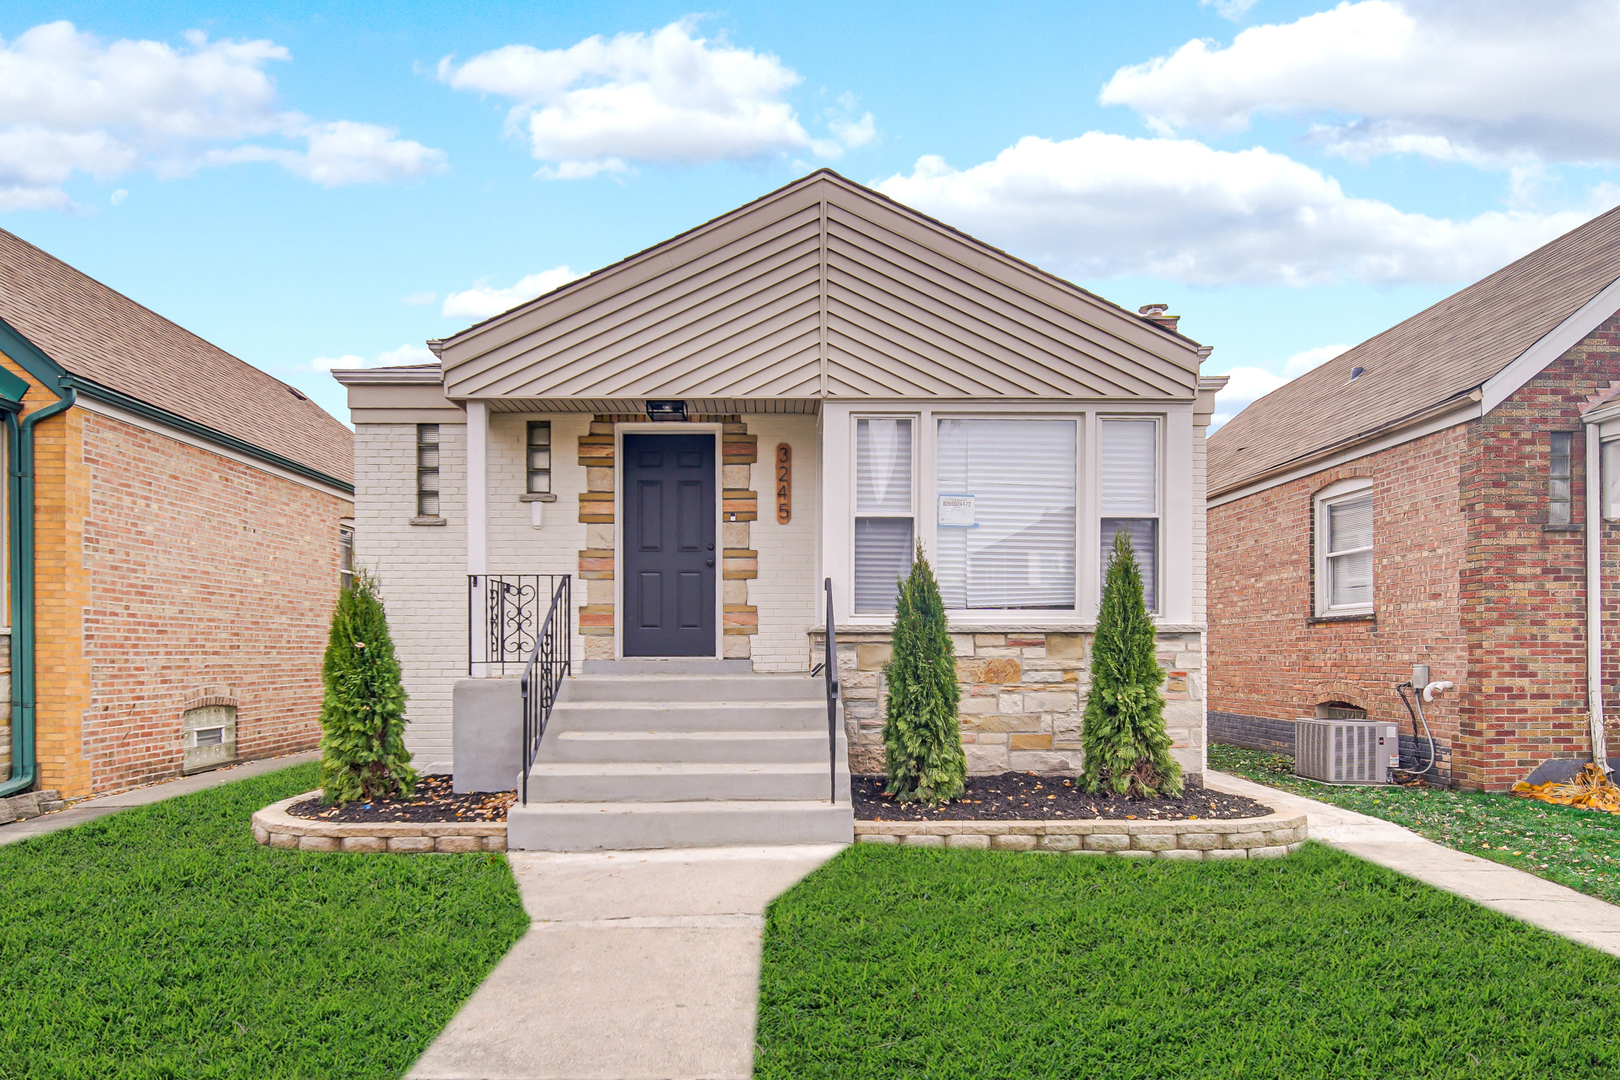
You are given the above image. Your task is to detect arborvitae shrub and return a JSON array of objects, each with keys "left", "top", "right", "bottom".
[
  {"left": 1081, "top": 529, "right": 1183, "bottom": 797},
  {"left": 882, "top": 545, "right": 966, "bottom": 806},
  {"left": 319, "top": 569, "right": 417, "bottom": 804}
]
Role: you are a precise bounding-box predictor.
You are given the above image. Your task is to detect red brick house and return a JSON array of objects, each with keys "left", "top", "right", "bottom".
[
  {"left": 0, "top": 228, "right": 354, "bottom": 800},
  {"left": 1207, "top": 207, "right": 1620, "bottom": 791}
]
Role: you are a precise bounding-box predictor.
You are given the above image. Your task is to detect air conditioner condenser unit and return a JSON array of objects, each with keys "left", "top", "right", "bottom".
[{"left": 1294, "top": 718, "right": 1400, "bottom": 784}]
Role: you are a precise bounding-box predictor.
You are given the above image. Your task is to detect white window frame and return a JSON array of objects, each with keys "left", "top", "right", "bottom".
[
  {"left": 824, "top": 401, "right": 1193, "bottom": 629},
  {"left": 1097, "top": 415, "right": 1162, "bottom": 614},
  {"left": 929, "top": 411, "right": 1083, "bottom": 616},
  {"left": 850, "top": 413, "right": 919, "bottom": 614},
  {"left": 1314, "top": 477, "right": 1374, "bottom": 617}
]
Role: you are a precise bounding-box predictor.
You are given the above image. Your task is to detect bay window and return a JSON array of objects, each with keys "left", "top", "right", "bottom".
[
  {"left": 935, "top": 418, "right": 1076, "bottom": 610},
  {"left": 1099, "top": 418, "right": 1159, "bottom": 611},
  {"left": 854, "top": 417, "right": 914, "bottom": 612}
]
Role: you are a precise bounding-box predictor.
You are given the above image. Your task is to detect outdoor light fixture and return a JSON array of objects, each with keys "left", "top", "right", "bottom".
[{"left": 645, "top": 399, "right": 686, "bottom": 420}]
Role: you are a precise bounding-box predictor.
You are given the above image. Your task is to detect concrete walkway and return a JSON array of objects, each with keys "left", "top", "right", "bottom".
[
  {"left": 1208, "top": 769, "right": 1620, "bottom": 957},
  {"left": 407, "top": 844, "right": 844, "bottom": 1080},
  {"left": 0, "top": 752, "right": 318, "bottom": 847}
]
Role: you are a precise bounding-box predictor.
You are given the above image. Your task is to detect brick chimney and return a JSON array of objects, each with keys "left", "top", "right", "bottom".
[{"left": 1138, "top": 303, "right": 1180, "bottom": 334}]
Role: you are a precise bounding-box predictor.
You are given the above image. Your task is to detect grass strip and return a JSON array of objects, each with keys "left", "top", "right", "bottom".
[
  {"left": 757, "top": 843, "right": 1620, "bottom": 1079},
  {"left": 0, "top": 763, "right": 528, "bottom": 1080},
  {"left": 1209, "top": 743, "right": 1620, "bottom": 906}
]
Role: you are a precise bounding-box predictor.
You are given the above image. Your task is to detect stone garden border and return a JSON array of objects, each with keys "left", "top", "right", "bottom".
[
  {"left": 251, "top": 792, "right": 507, "bottom": 853},
  {"left": 855, "top": 809, "right": 1307, "bottom": 860}
]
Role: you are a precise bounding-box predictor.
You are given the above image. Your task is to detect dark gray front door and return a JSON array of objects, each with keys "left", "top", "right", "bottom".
[{"left": 622, "top": 432, "right": 716, "bottom": 657}]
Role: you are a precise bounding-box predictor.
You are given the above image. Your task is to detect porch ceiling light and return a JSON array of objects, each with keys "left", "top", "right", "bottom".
[{"left": 645, "top": 399, "right": 686, "bottom": 420}]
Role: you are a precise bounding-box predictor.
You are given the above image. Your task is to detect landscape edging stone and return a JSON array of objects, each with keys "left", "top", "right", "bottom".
[
  {"left": 854, "top": 809, "right": 1307, "bottom": 859},
  {"left": 251, "top": 792, "right": 508, "bottom": 853}
]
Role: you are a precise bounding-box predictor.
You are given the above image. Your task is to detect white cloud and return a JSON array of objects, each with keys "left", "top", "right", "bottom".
[
  {"left": 0, "top": 21, "right": 445, "bottom": 211},
  {"left": 313, "top": 343, "right": 436, "bottom": 372},
  {"left": 438, "top": 19, "right": 871, "bottom": 177},
  {"left": 1208, "top": 343, "right": 1349, "bottom": 429},
  {"left": 1101, "top": 1, "right": 1620, "bottom": 165},
  {"left": 400, "top": 290, "right": 437, "bottom": 306},
  {"left": 1201, "top": 0, "right": 1260, "bottom": 20},
  {"left": 876, "top": 134, "right": 1597, "bottom": 287},
  {"left": 443, "top": 266, "right": 581, "bottom": 320}
]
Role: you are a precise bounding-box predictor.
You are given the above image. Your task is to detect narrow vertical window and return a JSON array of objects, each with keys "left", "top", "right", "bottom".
[
  {"left": 854, "top": 417, "right": 914, "bottom": 613},
  {"left": 526, "top": 421, "right": 552, "bottom": 494},
  {"left": 416, "top": 424, "right": 440, "bottom": 518},
  {"left": 1550, "top": 430, "right": 1573, "bottom": 526},
  {"left": 339, "top": 525, "right": 354, "bottom": 592},
  {"left": 1314, "top": 480, "right": 1374, "bottom": 616},
  {"left": 1099, "top": 418, "right": 1159, "bottom": 611}
]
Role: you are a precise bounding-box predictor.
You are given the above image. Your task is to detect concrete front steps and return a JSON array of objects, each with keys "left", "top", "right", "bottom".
[{"left": 506, "top": 668, "right": 854, "bottom": 851}]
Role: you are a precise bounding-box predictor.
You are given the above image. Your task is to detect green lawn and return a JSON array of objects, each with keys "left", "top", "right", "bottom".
[
  {"left": 1209, "top": 743, "right": 1620, "bottom": 906},
  {"left": 757, "top": 843, "right": 1620, "bottom": 1080},
  {"left": 0, "top": 764, "right": 528, "bottom": 1080}
]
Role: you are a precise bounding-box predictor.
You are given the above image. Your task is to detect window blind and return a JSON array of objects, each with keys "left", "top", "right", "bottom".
[
  {"left": 1100, "top": 419, "right": 1157, "bottom": 514},
  {"left": 1326, "top": 494, "right": 1373, "bottom": 607},
  {"left": 855, "top": 418, "right": 913, "bottom": 612},
  {"left": 1101, "top": 518, "right": 1157, "bottom": 611},
  {"left": 1099, "top": 419, "right": 1158, "bottom": 611},
  {"left": 935, "top": 418, "right": 1076, "bottom": 609}
]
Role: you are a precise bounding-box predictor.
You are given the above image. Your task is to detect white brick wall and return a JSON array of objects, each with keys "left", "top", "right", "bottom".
[
  {"left": 354, "top": 421, "right": 467, "bottom": 773},
  {"left": 749, "top": 414, "right": 821, "bottom": 671}
]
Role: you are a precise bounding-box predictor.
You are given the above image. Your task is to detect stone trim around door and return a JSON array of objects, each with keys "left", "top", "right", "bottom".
[{"left": 576, "top": 414, "right": 760, "bottom": 661}]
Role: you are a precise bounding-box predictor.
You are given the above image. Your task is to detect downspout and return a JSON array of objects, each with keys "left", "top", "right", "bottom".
[
  {"left": 0, "top": 377, "right": 75, "bottom": 797},
  {"left": 1586, "top": 419, "right": 1609, "bottom": 776}
]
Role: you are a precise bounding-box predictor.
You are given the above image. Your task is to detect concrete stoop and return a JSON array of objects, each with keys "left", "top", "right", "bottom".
[{"left": 508, "top": 672, "right": 854, "bottom": 851}]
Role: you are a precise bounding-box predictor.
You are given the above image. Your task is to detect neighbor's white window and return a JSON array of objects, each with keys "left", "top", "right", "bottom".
[
  {"left": 1099, "top": 418, "right": 1160, "bottom": 612},
  {"left": 1315, "top": 479, "right": 1374, "bottom": 616},
  {"left": 935, "top": 418, "right": 1076, "bottom": 610},
  {"left": 854, "top": 417, "right": 914, "bottom": 612}
]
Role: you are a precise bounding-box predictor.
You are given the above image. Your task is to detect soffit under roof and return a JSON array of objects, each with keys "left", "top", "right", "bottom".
[{"left": 436, "top": 171, "right": 1205, "bottom": 403}]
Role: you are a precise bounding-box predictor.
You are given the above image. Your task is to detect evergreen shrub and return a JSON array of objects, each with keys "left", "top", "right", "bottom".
[
  {"left": 882, "top": 545, "right": 966, "bottom": 806},
  {"left": 1081, "top": 529, "right": 1183, "bottom": 797},
  {"left": 319, "top": 569, "right": 417, "bottom": 804}
]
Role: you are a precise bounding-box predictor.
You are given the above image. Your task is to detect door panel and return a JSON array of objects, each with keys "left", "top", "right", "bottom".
[{"left": 623, "top": 432, "right": 716, "bottom": 656}]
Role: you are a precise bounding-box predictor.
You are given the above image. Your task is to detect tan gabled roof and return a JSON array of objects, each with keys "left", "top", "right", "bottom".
[
  {"left": 0, "top": 227, "right": 353, "bottom": 487},
  {"left": 436, "top": 169, "right": 1206, "bottom": 403},
  {"left": 1209, "top": 204, "right": 1620, "bottom": 496}
]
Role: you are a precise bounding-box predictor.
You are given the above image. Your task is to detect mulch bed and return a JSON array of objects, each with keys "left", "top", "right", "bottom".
[
  {"left": 286, "top": 775, "right": 514, "bottom": 823},
  {"left": 853, "top": 773, "right": 1272, "bottom": 822}
]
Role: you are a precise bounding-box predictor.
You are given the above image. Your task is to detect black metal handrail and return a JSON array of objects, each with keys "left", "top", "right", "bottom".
[
  {"left": 824, "top": 577, "right": 840, "bottom": 803},
  {"left": 520, "top": 576, "right": 571, "bottom": 805},
  {"left": 469, "top": 574, "right": 568, "bottom": 676}
]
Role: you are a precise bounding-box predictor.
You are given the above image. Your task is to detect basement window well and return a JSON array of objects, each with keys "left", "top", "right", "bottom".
[{"left": 182, "top": 705, "right": 237, "bottom": 773}]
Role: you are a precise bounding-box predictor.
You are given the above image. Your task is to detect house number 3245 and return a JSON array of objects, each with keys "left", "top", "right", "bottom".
[{"left": 775, "top": 443, "right": 791, "bottom": 524}]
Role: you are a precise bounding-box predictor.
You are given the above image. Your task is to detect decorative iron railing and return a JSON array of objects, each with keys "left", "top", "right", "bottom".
[
  {"left": 520, "top": 576, "right": 572, "bottom": 805},
  {"left": 468, "top": 574, "right": 568, "bottom": 676},
  {"left": 823, "top": 577, "right": 840, "bottom": 803}
]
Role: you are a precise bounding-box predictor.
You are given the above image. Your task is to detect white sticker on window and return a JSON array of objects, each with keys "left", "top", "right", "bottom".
[{"left": 938, "top": 494, "right": 976, "bottom": 527}]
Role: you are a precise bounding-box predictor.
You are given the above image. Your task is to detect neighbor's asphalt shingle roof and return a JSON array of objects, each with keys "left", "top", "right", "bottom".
[
  {"left": 0, "top": 227, "right": 353, "bottom": 486},
  {"left": 1209, "top": 205, "right": 1620, "bottom": 497}
]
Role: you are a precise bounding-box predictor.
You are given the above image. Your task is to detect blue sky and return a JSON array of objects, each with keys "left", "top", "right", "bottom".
[{"left": 4, "top": 0, "right": 1618, "bottom": 426}]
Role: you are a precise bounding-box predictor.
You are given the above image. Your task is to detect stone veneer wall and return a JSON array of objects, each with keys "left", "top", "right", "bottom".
[
  {"left": 577, "top": 414, "right": 760, "bottom": 661},
  {"left": 816, "top": 628, "right": 1205, "bottom": 780}
]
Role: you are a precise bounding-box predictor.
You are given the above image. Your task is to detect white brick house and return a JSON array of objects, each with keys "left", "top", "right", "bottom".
[{"left": 335, "top": 170, "right": 1224, "bottom": 787}]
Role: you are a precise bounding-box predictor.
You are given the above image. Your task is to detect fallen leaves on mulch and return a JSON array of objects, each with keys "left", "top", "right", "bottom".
[
  {"left": 1512, "top": 763, "right": 1620, "bottom": 815},
  {"left": 852, "top": 773, "right": 1272, "bottom": 822},
  {"left": 286, "top": 775, "right": 514, "bottom": 823}
]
